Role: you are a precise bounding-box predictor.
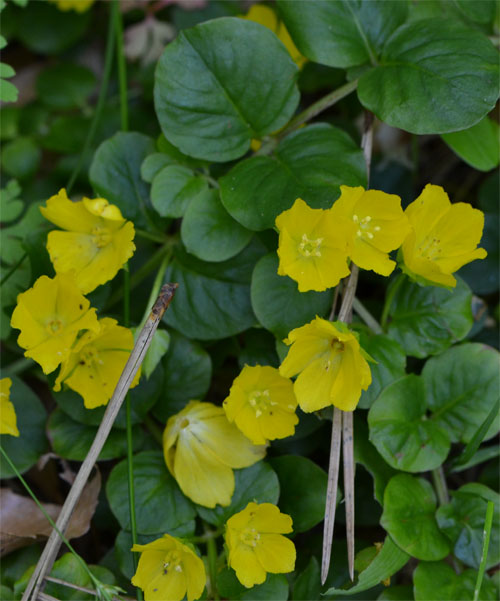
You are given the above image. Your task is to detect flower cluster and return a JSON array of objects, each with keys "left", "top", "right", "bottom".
[{"left": 11, "top": 190, "right": 138, "bottom": 409}]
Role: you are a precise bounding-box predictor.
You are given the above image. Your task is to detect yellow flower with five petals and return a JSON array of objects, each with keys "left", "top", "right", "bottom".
[
  {"left": 276, "top": 198, "right": 354, "bottom": 292},
  {"left": 10, "top": 273, "right": 100, "bottom": 374},
  {"left": 329, "top": 185, "right": 410, "bottom": 276},
  {"left": 163, "top": 401, "right": 265, "bottom": 508},
  {"left": 40, "top": 189, "right": 135, "bottom": 294},
  {"left": 0, "top": 378, "right": 19, "bottom": 437},
  {"left": 400, "top": 184, "right": 487, "bottom": 287},
  {"left": 225, "top": 502, "right": 296, "bottom": 588},
  {"left": 131, "top": 534, "right": 206, "bottom": 601},
  {"left": 54, "top": 317, "right": 139, "bottom": 409},
  {"left": 279, "top": 316, "right": 372, "bottom": 412},
  {"left": 223, "top": 365, "right": 298, "bottom": 445}
]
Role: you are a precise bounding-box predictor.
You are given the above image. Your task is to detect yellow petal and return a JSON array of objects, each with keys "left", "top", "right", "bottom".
[
  {"left": 293, "top": 354, "right": 341, "bottom": 412},
  {"left": 0, "top": 378, "right": 19, "bottom": 437},
  {"left": 255, "top": 533, "right": 296, "bottom": 574},
  {"left": 352, "top": 239, "right": 396, "bottom": 276},
  {"left": 40, "top": 189, "right": 97, "bottom": 232},
  {"left": 147, "top": 568, "right": 186, "bottom": 601},
  {"left": 182, "top": 552, "right": 206, "bottom": 601},
  {"left": 250, "top": 503, "right": 293, "bottom": 534},
  {"left": 229, "top": 543, "right": 267, "bottom": 588}
]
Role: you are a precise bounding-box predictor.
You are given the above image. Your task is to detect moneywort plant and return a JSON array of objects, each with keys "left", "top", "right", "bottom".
[{"left": 0, "top": 1, "right": 499, "bottom": 600}]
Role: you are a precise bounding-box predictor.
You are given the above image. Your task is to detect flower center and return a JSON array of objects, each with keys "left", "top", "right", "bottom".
[
  {"left": 353, "top": 214, "right": 380, "bottom": 241},
  {"left": 162, "top": 550, "right": 183, "bottom": 575},
  {"left": 80, "top": 346, "right": 98, "bottom": 365},
  {"left": 46, "top": 319, "right": 63, "bottom": 335},
  {"left": 248, "top": 389, "right": 272, "bottom": 417},
  {"left": 91, "top": 225, "right": 112, "bottom": 248},
  {"left": 298, "top": 233, "right": 322, "bottom": 257},
  {"left": 240, "top": 527, "right": 261, "bottom": 547},
  {"left": 417, "top": 236, "right": 442, "bottom": 260}
]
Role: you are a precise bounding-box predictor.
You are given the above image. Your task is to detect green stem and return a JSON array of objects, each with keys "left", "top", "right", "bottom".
[
  {"left": 66, "top": 2, "right": 115, "bottom": 194},
  {"left": 431, "top": 466, "right": 449, "bottom": 506},
  {"left": 278, "top": 79, "right": 358, "bottom": 139},
  {"left": 352, "top": 297, "right": 383, "bottom": 334},
  {"left": 188, "top": 527, "right": 224, "bottom": 544},
  {"left": 135, "top": 228, "right": 169, "bottom": 243},
  {"left": 2, "top": 356, "right": 34, "bottom": 377},
  {"left": 114, "top": 0, "right": 129, "bottom": 132},
  {"left": 0, "top": 446, "right": 110, "bottom": 599},
  {"left": 380, "top": 273, "right": 405, "bottom": 330},
  {"left": 474, "top": 501, "right": 494, "bottom": 601},
  {"left": 205, "top": 527, "right": 220, "bottom": 601},
  {"left": 0, "top": 252, "right": 27, "bottom": 288}
]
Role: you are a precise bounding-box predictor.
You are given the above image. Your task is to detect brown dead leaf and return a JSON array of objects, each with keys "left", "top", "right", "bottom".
[{"left": 0, "top": 470, "right": 101, "bottom": 557}]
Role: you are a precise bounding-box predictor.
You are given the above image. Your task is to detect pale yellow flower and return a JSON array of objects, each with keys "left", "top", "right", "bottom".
[{"left": 0, "top": 378, "right": 19, "bottom": 437}]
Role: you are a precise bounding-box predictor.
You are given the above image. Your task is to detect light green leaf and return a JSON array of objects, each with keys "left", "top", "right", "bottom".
[
  {"left": 142, "top": 329, "right": 170, "bottom": 379},
  {"left": 140, "top": 153, "right": 173, "bottom": 183},
  {"left": 154, "top": 17, "right": 299, "bottom": 162},
  {"left": 442, "top": 117, "right": 499, "bottom": 171},
  {"left": 151, "top": 165, "right": 207, "bottom": 218},
  {"left": 220, "top": 123, "right": 366, "bottom": 231}
]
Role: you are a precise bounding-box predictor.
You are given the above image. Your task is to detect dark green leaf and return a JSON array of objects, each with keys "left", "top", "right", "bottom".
[
  {"left": 163, "top": 241, "right": 264, "bottom": 340},
  {"left": 220, "top": 123, "right": 366, "bottom": 231},
  {"left": 413, "top": 560, "right": 498, "bottom": 600},
  {"left": 325, "top": 537, "right": 410, "bottom": 596},
  {"left": 381, "top": 474, "right": 450, "bottom": 560},
  {"left": 197, "top": 462, "right": 279, "bottom": 526},
  {"left": 153, "top": 330, "right": 212, "bottom": 422},
  {"left": 292, "top": 556, "right": 320, "bottom": 601},
  {"left": 140, "top": 153, "right": 173, "bottom": 183},
  {"left": 455, "top": 0, "right": 497, "bottom": 24},
  {"left": 89, "top": 132, "right": 155, "bottom": 224},
  {"left": 377, "top": 584, "right": 414, "bottom": 600},
  {"left": 154, "top": 17, "right": 299, "bottom": 162},
  {"left": 251, "top": 253, "right": 332, "bottom": 339},
  {"left": 436, "top": 485, "right": 500, "bottom": 569},
  {"left": 387, "top": 276, "right": 473, "bottom": 358},
  {"left": 217, "top": 568, "right": 288, "bottom": 601},
  {"left": 451, "top": 445, "right": 500, "bottom": 473},
  {"left": 47, "top": 408, "right": 145, "bottom": 461},
  {"left": 36, "top": 64, "right": 96, "bottom": 109},
  {"left": 441, "top": 117, "right": 499, "bottom": 172},
  {"left": 42, "top": 115, "right": 89, "bottom": 154},
  {"left": 368, "top": 375, "right": 451, "bottom": 472},
  {"left": 271, "top": 455, "right": 328, "bottom": 533},
  {"left": 106, "top": 451, "right": 196, "bottom": 535},
  {"left": 0, "top": 377, "right": 47, "bottom": 478},
  {"left": 423, "top": 343, "right": 500, "bottom": 443},
  {"left": 358, "top": 333, "right": 406, "bottom": 409},
  {"left": 181, "top": 189, "right": 253, "bottom": 262},
  {"left": 358, "top": 19, "right": 500, "bottom": 134},
  {"left": 278, "top": 0, "right": 408, "bottom": 68},
  {"left": 1, "top": 137, "right": 41, "bottom": 180},
  {"left": 151, "top": 165, "right": 207, "bottom": 218}
]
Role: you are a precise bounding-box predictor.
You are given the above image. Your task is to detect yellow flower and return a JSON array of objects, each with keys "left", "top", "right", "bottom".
[
  {"left": 276, "top": 198, "right": 354, "bottom": 292},
  {"left": 10, "top": 273, "right": 100, "bottom": 375},
  {"left": 329, "top": 185, "right": 411, "bottom": 276},
  {"left": 163, "top": 401, "right": 266, "bottom": 508},
  {"left": 48, "top": 0, "right": 95, "bottom": 12},
  {"left": 279, "top": 316, "right": 372, "bottom": 412},
  {"left": 0, "top": 378, "right": 19, "bottom": 437},
  {"left": 223, "top": 365, "right": 298, "bottom": 445},
  {"left": 131, "top": 534, "right": 206, "bottom": 601},
  {"left": 225, "top": 502, "right": 296, "bottom": 588},
  {"left": 242, "top": 4, "right": 306, "bottom": 68},
  {"left": 400, "top": 184, "right": 487, "bottom": 287},
  {"left": 54, "top": 317, "right": 139, "bottom": 409},
  {"left": 40, "top": 189, "right": 136, "bottom": 294}
]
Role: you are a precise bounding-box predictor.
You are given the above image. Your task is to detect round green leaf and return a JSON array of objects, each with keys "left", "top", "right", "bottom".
[
  {"left": 368, "top": 375, "right": 451, "bottom": 472},
  {"left": 163, "top": 241, "right": 264, "bottom": 340},
  {"left": 16, "top": 2, "right": 91, "bottom": 55},
  {"left": 422, "top": 343, "right": 500, "bottom": 443},
  {"left": 1, "top": 137, "right": 41, "bottom": 180},
  {"left": 251, "top": 253, "right": 333, "bottom": 339},
  {"left": 89, "top": 132, "right": 155, "bottom": 223},
  {"left": 181, "top": 189, "right": 253, "bottom": 262},
  {"left": 358, "top": 333, "right": 406, "bottom": 409},
  {"left": 270, "top": 455, "right": 328, "bottom": 533},
  {"left": 53, "top": 367, "right": 163, "bottom": 429},
  {"left": 358, "top": 19, "right": 500, "bottom": 134},
  {"left": 220, "top": 123, "right": 366, "bottom": 231},
  {"left": 153, "top": 330, "right": 212, "bottom": 422},
  {"left": 47, "top": 408, "right": 145, "bottom": 461},
  {"left": 413, "top": 561, "right": 498, "bottom": 601},
  {"left": 107, "top": 451, "right": 196, "bottom": 535},
  {"left": 0, "top": 376, "right": 48, "bottom": 478},
  {"left": 154, "top": 17, "right": 299, "bottom": 162},
  {"left": 151, "top": 165, "right": 207, "bottom": 218},
  {"left": 387, "top": 276, "right": 473, "bottom": 358},
  {"left": 381, "top": 474, "right": 450, "bottom": 560},
  {"left": 36, "top": 64, "right": 96, "bottom": 109},
  {"left": 436, "top": 485, "right": 500, "bottom": 569},
  {"left": 278, "top": 0, "right": 408, "bottom": 68},
  {"left": 442, "top": 116, "right": 500, "bottom": 172},
  {"left": 197, "top": 462, "right": 280, "bottom": 527},
  {"left": 140, "top": 153, "right": 173, "bottom": 183}
]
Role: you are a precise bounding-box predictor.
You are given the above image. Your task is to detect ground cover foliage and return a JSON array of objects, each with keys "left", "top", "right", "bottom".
[{"left": 0, "top": 1, "right": 499, "bottom": 600}]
